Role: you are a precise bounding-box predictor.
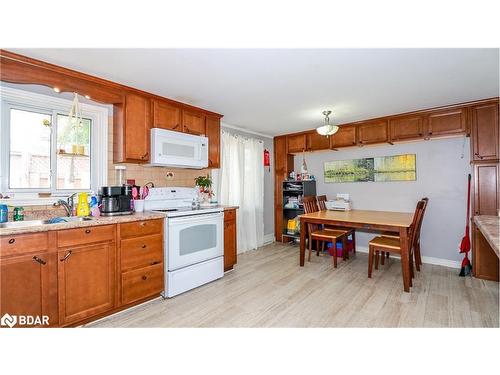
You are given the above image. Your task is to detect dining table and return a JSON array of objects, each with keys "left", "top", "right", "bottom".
[{"left": 299, "top": 209, "right": 415, "bottom": 292}]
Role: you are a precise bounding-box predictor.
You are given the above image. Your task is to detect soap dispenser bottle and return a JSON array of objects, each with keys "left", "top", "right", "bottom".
[{"left": 76, "top": 192, "right": 90, "bottom": 217}]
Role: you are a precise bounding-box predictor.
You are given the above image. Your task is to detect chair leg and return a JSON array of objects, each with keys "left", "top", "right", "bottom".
[
  {"left": 342, "top": 236, "right": 348, "bottom": 260},
  {"left": 352, "top": 231, "right": 356, "bottom": 253},
  {"left": 375, "top": 251, "right": 380, "bottom": 270},
  {"left": 316, "top": 240, "right": 320, "bottom": 256},
  {"left": 308, "top": 236, "right": 312, "bottom": 262},
  {"left": 333, "top": 239, "right": 338, "bottom": 268},
  {"left": 321, "top": 241, "right": 325, "bottom": 253},
  {"left": 381, "top": 251, "right": 385, "bottom": 265},
  {"left": 415, "top": 242, "right": 422, "bottom": 271},
  {"left": 368, "top": 245, "right": 374, "bottom": 278}
]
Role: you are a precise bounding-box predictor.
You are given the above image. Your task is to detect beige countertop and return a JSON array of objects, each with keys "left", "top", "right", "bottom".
[{"left": 474, "top": 215, "right": 500, "bottom": 258}]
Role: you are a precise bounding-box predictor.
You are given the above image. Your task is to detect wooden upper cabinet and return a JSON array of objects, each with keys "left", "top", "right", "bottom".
[
  {"left": 274, "top": 136, "right": 287, "bottom": 174},
  {"left": 182, "top": 109, "right": 206, "bottom": 136},
  {"left": 389, "top": 115, "right": 425, "bottom": 142},
  {"left": 473, "top": 162, "right": 499, "bottom": 216},
  {"left": 114, "top": 93, "right": 151, "bottom": 163},
  {"left": 471, "top": 102, "right": 499, "bottom": 161},
  {"left": 306, "top": 131, "right": 330, "bottom": 151},
  {"left": 426, "top": 108, "right": 466, "bottom": 137},
  {"left": 330, "top": 125, "right": 357, "bottom": 149},
  {"left": 152, "top": 99, "right": 182, "bottom": 132},
  {"left": 58, "top": 242, "right": 116, "bottom": 326},
  {"left": 358, "top": 120, "right": 388, "bottom": 145},
  {"left": 206, "top": 116, "right": 221, "bottom": 168},
  {"left": 287, "top": 134, "right": 307, "bottom": 153}
]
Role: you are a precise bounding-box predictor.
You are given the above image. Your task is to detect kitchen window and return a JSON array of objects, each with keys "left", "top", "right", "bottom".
[{"left": 0, "top": 86, "right": 108, "bottom": 201}]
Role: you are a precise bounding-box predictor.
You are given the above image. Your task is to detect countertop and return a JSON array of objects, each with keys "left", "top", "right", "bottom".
[
  {"left": 473, "top": 215, "right": 500, "bottom": 258},
  {"left": 0, "top": 206, "right": 239, "bottom": 236}
]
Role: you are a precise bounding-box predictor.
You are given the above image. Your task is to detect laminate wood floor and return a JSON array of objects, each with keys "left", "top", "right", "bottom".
[{"left": 88, "top": 242, "right": 499, "bottom": 328}]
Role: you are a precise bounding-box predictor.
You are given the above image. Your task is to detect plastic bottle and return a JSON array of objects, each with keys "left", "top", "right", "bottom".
[
  {"left": 90, "top": 195, "right": 100, "bottom": 217},
  {"left": 76, "top": 192, "right": 90, "bottom": 217},
  {"left": 0, "top": 204, "right": 8, "bottom": 223}
]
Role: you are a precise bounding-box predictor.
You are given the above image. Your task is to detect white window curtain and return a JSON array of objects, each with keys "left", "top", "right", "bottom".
[{"left": 217, "top": 130, "right": 264, "bottom": 253}]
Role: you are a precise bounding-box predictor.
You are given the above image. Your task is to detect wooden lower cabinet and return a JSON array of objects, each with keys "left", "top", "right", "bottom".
[
  {"left": 473, "top": 224, "right": 499, "bottom": 281},
  {"left": 58, "top": 242, "right": 116, "bottom": 326},
  {"left": 473, "top": 162, "right": 499, "bottom": 216},
  {"left": 224, "top": 209, "right": 237, "bottom": 271},
  {"left": 121, "top": 263, "right": 163, "bottom": 305},
  {"left": 0, "top": 252, "right": 58, "bottom": 327}
]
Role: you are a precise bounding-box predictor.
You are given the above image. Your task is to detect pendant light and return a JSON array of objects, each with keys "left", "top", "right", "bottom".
[{"left": 316, "top": 110, "right": 339, "bottom": 137}]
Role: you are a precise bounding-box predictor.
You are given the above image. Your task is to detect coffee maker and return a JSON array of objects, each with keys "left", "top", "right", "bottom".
[{"left": 99, "top": 186, "right": 133, "bottom": 216}]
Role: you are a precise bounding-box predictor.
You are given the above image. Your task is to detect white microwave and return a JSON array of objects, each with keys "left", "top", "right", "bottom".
[{"left": 149, "top": 128, "right": 208, "bottom": 169}]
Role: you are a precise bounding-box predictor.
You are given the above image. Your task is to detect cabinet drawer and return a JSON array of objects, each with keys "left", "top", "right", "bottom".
[
  {"left": 224, "top": 209, "right": 236, "bottom": 222},
  {"left": 121, "top": 263, "right": 163, "bottom": 305},
  {"left": 120, "top": 219, "right": 163, "bottom": 239},
  {"left": 1, "top": 232, "right": 49, "bottom": 257},
  {"left": 57, "top": 225, "right": 115, "bottom": 248},
  {"left": 121, "top": 234, "right": 163, "bottom": 271}
]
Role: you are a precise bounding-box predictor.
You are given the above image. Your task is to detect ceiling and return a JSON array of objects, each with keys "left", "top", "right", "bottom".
[{"left": 9, "top": 48, "right": 500, "bottom": 136}]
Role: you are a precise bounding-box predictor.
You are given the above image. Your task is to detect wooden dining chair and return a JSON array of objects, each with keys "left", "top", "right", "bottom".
[
  {"left": 368, "top": 200, "right": 426, "bottom": 288},
  {"left": 379, "top": 197, "right": 428, "bottom": 271},
  {"left": 303, "top": 196, "right": 350, "bottom": 268},
  {"left": 316, "top": 195, "right": 356, "bottom": 254}
]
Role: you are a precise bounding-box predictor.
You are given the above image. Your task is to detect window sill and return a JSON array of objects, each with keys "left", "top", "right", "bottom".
[{"left": 0, "top": 197, "right": 64, "bottom": 207}]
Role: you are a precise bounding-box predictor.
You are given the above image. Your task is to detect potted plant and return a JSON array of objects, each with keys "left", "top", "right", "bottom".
[{"left": 194, "top": 175, "right": 213, "bottom": 205}]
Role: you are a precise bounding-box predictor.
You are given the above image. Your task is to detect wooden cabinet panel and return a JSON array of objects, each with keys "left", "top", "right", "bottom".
[
  {"left": 152, "top": 99, "right": 182, "bottom": 131},
  {"left": 287, "top": 134, "right": 307, "bottom": 153},
  {"left": 121, "top": 234, "right": 163, "bottom": 272},
  {"left": 1, "top": 252, "right": 57, "bottom": 327},
  {"left": 473, "top": 224, "right": 499, "bottom": 281},
  {"left": 122, "top": 94, "right": 151, "bottom": 162},
  {"left": 120, "top": 219, "right": 163, "bottom": 239},
  {"left": 206, "top": 116, "right": 221, "bottom": 168},
  {"left": 358, "top": 120, "right": 388, "bottom": 145},
  {"left": 57, "top": 225, "right": 115, "bottom": 248},
  {"left": 330, "top": 125, "right": 357, "bottom": 148},
  {"left": 1, "top": 232, "right": 48, "bottom": 258},
  {"left": 224, "top": 209, "right": 236, "bottom": 222},
  {"left": 473, "top": 162, "right": 499, "bottom": 216},
  {"left": 182, "top": 110, "right": 206, "bottom": 136},
  {"left": 471, "top": 103, "right": 499, "bottom": 161},
  {"left": 274, "top": 136, "right": 293, "bottom": 242},
  {"left": 306, "top": 131, "right": 330, "bottom": 151},
  {"left": 426, "top": 108, "right": 466, "bottom": 137},
  {"left": 389, "top": 115, "right": 424, "bottom": 141},
  {"left": 224, "top": 211, "right": 237, "bottom": 272},
  {"left": 121, "top": 263, "right": 163, "bottom": 305},
  {"left": 58, "top": 242, "right": 116, "bottom": 326}
]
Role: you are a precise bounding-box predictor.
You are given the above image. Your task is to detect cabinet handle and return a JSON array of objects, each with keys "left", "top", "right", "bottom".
[
  {"left": 428, "top": 131, "right": 433, "bottom": 135},
  {"left": 418, "top": 133, "right": 423, "bottom": 136},
  {"left": 142, "top": 275, "right": 148, "bottom": 281},
  {"left": 173, "top": 124, "right": 180, "bottom": 130},
  {"left": 141, "top": 244, "right": 147, "bottom": 249},
  {"left": 32, "top": 256, "right": 46, "bottom": 265},
  {"left": 151, "top": 261, "right": 160, "bottom": 265},
  {"left": 141, "top": 152, "right": 149, "bottom": 160},
  {"left": 140, "top": 221, "right": 146, "bottom": 226},
  {"left": 60, "top": 250, "right": 72, "bottom": 262},
  {"left": 8, "top": 238, "right": 15, "bottom": 244},
  {"left": 85, "top": 229, "right": 91, "bottom": 234}
]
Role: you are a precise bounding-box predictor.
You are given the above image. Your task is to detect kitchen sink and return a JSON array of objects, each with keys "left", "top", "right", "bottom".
[{"left": 0, "top": 216, "right": 93, "bottom": 229}]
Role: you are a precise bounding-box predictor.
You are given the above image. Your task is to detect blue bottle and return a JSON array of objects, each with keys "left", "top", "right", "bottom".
[{"left": 0, "top": 204, "right": 8, "bottom": 223}]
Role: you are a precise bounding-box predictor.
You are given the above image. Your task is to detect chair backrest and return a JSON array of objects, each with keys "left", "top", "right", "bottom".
[
  {"left": 317, "top": 195, "right": 327, "bottom": 211},
  {"left": 409, "top": 200, "right": 426, "bottom": 250},
  {"left": 415, "top": 197, "right": 428, "bottom": 242},
  {"left": 303, "top": 196, "right": 319, "bottom": 214}
]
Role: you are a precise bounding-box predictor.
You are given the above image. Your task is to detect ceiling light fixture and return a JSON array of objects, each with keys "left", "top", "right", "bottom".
[{"left": 316, "top": 110, "right": 339, "bottom": 137}]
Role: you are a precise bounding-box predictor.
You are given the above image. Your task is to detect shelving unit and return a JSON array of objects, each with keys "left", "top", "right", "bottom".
[{"left": 281, "top": 180, "right": 316, "bottom": 241}]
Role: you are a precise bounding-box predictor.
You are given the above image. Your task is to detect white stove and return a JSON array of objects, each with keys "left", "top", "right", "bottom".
[{"left": 144, "top": 187, "right": 224, "bottom": 298}]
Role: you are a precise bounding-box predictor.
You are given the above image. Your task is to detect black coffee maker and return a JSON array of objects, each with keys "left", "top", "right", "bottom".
[{"left": 99, "top": 186, "right": 133, "bottom": 216}]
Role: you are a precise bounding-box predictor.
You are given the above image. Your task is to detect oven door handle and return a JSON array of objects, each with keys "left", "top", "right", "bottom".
[{"left": 168, "top": 212, "right": 223, "bottom": 224}]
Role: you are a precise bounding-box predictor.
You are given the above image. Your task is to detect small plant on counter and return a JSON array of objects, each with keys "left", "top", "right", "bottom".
[{"left": 195, "top": 175, "right": 214, "bottom": 203}]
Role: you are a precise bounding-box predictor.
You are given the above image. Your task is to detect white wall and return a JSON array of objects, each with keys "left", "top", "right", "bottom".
[{"left": 294, "top": 137, "right": 471, "bottom": 263}]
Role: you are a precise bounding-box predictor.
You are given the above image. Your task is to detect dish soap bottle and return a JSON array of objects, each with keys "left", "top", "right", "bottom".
[{"left": 76, "top": 192, "right": 90, "bottom": 217}]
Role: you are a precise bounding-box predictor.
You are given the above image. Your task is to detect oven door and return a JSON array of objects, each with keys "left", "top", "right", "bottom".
[{"left": 167, "top": 212, "right": 223, "bottom": 271}]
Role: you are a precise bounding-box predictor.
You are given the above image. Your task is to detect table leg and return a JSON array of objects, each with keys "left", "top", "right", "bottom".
[
  {"left": 299, "top": 218, "right": 306, "bottom": 266},
  {"left": 399, "top": 227, "right": 410, "bottom": 292}
]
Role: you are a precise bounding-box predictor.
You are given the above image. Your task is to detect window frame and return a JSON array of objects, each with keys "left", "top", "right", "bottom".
[{"left": 0, "top": 86, "right": 108, "bottom": 201}]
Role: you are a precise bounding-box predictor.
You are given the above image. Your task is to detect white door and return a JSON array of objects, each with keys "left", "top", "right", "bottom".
[{"left": 167, "top": 212, "right": 223, "bottom": 271}]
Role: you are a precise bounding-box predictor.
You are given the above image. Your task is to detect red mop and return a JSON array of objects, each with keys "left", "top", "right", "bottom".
[{"left": 459, "top": 174, "right": 472, "bottom": 277}]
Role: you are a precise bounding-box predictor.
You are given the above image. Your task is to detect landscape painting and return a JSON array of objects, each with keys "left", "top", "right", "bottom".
[{"left": 324, "top": 154, "right": 416, "bottom": 183}]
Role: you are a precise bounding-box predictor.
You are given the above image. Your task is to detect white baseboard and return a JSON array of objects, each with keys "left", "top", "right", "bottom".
[
  {"left": 263, "top": 233, "right": 275, "bottom": 245},
  {"left": 354, "top": 246, "right": 461, "bottom": 269}
]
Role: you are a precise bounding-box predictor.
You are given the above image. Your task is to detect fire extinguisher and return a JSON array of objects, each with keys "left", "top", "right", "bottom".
[{"left": 264, "top": 149, "right": 270, "bottom": 172}]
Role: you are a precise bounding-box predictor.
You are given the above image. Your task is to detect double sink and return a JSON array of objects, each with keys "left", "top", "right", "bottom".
[{"left": 0, "top": 216, "right": 93, "bottom": 229}]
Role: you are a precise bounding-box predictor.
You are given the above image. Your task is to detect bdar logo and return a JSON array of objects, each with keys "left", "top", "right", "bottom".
[{"left": 1, "top": 313, "right": 17, "bottom": 328}]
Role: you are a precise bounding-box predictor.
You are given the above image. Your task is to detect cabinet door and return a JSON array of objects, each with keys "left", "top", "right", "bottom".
[
  {"left": 206, "top": 116, "right": 221, "bottom": 168},
  {"left": 182, "top": 110, "right": 206, "bottom": 135},
  {"left": 426, "top": 108, "right": 466, "bottom": 137},
  {"left": 153, "top": 99, "right": 182, "bottom": 131},
  {"left": 473, "top": 162, "right": 499, "bottom": 216},
  {"left": 471, "top": 103, "right": 499, "bottom": 161},
  {"left": 124, "top": 94, "right": 151, "bottom": 162},
  {"left": 224, "top": 218, "right": 237, "bottom": 271},
  {"left": 472, "top": 224, "right": 499, "bottom": 281},
  {"left": 306, "top": 131, "right": 330, "bottom": 151},
  {"left": 389, "top": 115, "right": 424, "bottom": 142},
  {"left": 330, "top": 125, "right": 357, "bottom": 148},
  {"left": 58, "top": 242, "right": 116, "bottom": 326},
  {"left": 287, "top": 134, "right": 307, "bottom": 153},
  {"left": 358, "top": 120, "right": 388, "bottom": 145},
  {"left": 1, "top": 253, "right": 57, "bottom": 327}
]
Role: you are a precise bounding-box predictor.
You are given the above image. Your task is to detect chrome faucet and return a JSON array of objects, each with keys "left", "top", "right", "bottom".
[{"left": 54, "top": 193, "right": 78, "bottom": 216}]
